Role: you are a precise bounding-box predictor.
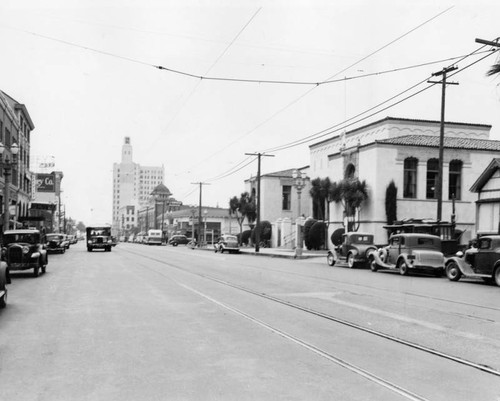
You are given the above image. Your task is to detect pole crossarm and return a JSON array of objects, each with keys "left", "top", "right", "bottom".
[{"left": 475, "top": 38, "right": 500, "bottom": 47}]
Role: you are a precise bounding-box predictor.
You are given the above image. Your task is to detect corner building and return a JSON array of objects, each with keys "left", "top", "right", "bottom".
[
  {"left": 309, "top": 117, "right": 500, "bottom": 245},
  {"left": 112, "top": 137, "right": 164, "bottom": 234}
]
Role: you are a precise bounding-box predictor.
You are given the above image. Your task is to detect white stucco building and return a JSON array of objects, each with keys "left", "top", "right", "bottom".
[{"left": 309, "top": 117, "right": 500, "bottom": 246}]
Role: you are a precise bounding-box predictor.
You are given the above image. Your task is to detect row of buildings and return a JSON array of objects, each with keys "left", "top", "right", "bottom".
[
  {"left": 114, "top": 116, "right": 500, "bottom": 247},
  {"left": 0, "top": 90, "right": 65, "bottom": 234}
]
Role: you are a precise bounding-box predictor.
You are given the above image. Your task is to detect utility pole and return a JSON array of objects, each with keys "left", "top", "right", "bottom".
[
  {"left": 428, "top": 66, "right": 458, "bottom": 221},
  {"left": 191, "top": 182, "right": 210, "bottom": 247},
  {"left": 245, "top": 152, "right": 274, "bottom": 252}
]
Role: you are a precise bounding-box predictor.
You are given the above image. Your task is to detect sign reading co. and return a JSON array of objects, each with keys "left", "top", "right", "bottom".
[{"left": 36, "top": 173, "right": 56, "bottom": 192}]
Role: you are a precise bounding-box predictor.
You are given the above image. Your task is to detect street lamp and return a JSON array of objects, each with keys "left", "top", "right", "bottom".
[
  {"left": 0, "top": 142, "right": 19, "bottom": 233},
  {"left": 292, "top": 169, "right": 306, "bottom": 257}
]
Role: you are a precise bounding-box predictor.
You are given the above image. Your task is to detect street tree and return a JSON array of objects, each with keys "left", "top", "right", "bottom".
[
  {"left": 309, "top": 177, "right": 331, "bottom": 221},
  {"left": 229, "top": 192, "right": 256, "bottom": 243},
  {"left": 329, "top": 178, "right": 369, "bottom": 232}
]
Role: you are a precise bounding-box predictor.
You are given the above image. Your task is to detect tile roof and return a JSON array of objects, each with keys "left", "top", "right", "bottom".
[{"left": 377, "top": 135, "right": 500, "bottom": 151}]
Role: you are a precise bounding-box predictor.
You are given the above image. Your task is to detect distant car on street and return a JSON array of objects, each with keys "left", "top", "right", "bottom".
[
  {"left": 214, "top": 234, "right": 240, "bottom": 254},
  {"left": 86, "top": 226, "right": 113, "bottom": 252},
  {"left": 445, "top": 235, "right": 500, "bottom": 286},
  {"left": 168, "top": 235, "right": 189, "bottom": 246},
  {"left": 46, "top": 233, "right": 69, "bottom": 254},
  {"left": 2, "top": 229, "right": 48, "bottom": 277},
  {"left": 327, "top": 232, "right": 376, "bottom": 268},
  {"left": 370, "top": 233, "right": 444, "bottom": 277}
]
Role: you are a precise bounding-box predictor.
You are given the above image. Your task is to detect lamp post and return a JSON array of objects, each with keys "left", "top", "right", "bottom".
[
  {"left": 292, "top": 169, "right": 306, "bottom": 257},
  {"left": 203, "top": 209, "right": 208, "bottom": 246},
  {"left": 0, "top": 142, "right": 19, "bottom": 234}
]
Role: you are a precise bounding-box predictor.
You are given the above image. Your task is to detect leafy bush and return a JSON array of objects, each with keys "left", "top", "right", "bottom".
[
  {"left": 330, "top": 228, "right": 345, "bottom": 247},
  {"left": 238, "top": 230, "right": 252, "bottom": 246},
  {"left": 303, "top": 218, "right": 318, "bottom": 250},
  {"left": 309, "top": 221, "right": 326, "bottom": 250},
  {"left": 251, "top": 221, "right": 272, "bottom": 244}
]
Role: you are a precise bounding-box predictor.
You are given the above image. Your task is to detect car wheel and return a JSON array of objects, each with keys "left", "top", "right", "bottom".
[
  {"left": 494, "top": 266, "right": 500, "bottom": 287},
  {"left": 62, "top": 248, "right": 65, "bottom": 254},
  {"left": 347, "top": 253, "right": 355, "bottom": 269},
  {"left": 398, "top": 260, "right": 409, "bottom": 276},
  {"left": 41, "top": 262, "right": 46, "bottom": 274},
  {"left": 327, "top": 253, "right": 335, "bottom": 267},
  {"left": 214, "top": 247, "right": 218, "bottom": 253},
  {"left": 172, "top": 242, "right": 178, "bottom": 247},
  {"left": 370, "top": 259, "right": 378, "bottom": 272},
  {"left": 33, "top": 266, "right": 40, "bottom": 277},
  {"left": 445, "top": 261, "right": 462, "bottom": 281}
]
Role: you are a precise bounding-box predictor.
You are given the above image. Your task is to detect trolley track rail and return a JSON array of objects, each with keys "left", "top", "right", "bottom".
[{"left": 123, "top": 247, "right": 500, "bottom": 378}]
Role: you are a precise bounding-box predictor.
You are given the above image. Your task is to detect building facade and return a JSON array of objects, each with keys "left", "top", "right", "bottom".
[
  {"left": 245, "top": 167, "right": 312, "bottom": 223},
  {"left": 0, "top": 90, "right": 35, "bottom": 229},
  {"left": 309, "top": 117, "right": 500, "bottom": 246},
  {"left": 112, "top": 137, "right": 164, "bottom": 233}
]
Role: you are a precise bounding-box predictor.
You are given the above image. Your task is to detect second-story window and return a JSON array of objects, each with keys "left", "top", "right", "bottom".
[
  {"left": 403, "top": 157, "right": 418, "bottom": 198},
  {"left": 282, "top": 185, "right": 291, "bottom": 210},
  {"left": 426, "top": 158, "right": 439, "bottom": 199},
  {"left": 449, "top": 160, "right": 462, "bottom": 200}
]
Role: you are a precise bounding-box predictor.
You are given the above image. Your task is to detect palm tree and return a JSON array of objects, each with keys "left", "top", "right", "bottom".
[
  {"left": 329, "top": 178, "right": 369, "bottom": 232},
  {"left": 309, "top": 177, "right": 331, "bottom": 221}
]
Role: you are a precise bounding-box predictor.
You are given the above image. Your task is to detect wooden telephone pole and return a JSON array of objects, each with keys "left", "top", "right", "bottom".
[
  {"left": 428, "top": 66, "right": 458, "bottom": 221},
  {"left": 245, "top": 152, "right": 274, "bottom": 252}
]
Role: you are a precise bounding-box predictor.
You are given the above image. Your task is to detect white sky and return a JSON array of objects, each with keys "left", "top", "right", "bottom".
[{"left": 0, "top": 0, "right": 499, "bottom": 225}]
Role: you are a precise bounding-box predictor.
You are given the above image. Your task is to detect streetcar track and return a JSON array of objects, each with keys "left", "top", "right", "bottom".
[
  {"left": 122, "top": 247, "right": 500, "bottom": 377},
  {"left": 179, "top": 282, "right": 431, "bottom": 401}
]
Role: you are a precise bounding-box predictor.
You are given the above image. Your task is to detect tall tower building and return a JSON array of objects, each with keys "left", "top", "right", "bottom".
[{"left": 112, "top": 137, "right": 164, "bottom": 233}]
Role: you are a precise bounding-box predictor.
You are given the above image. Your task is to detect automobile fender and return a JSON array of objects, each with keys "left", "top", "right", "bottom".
[
  {"left": 445, "top": 255, "right": 471, "bottom": 274},
  {"left": 30, "top": 252, "right": 41, "bottom": 259},
  {"left": 0, "top": 262, "right": 10, "bottom": 285},
  {"left": 370, "top": 249, "right": 395, "bottom": 269}
]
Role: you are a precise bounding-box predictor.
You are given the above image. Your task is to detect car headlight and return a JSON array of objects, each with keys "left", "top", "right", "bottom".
[
  {"left": 87, "top": 240, "right": 92, "bottom": 245},
  {"left": 22, "top": 246, "right": 30, "bottom": 254}
]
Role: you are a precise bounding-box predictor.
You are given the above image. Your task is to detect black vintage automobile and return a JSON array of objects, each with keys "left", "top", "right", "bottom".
[
  {"left": 2, "top": 229, "right": 48, "bottom": 277},
  {"left": 46, "top": 233, "right": 69, "bottom": 254},
  {"left": 445, "top": 235, "right": 500, "bottom": 286},
  {"left": 86, "top": 226, "right": 113, "bottom": 252}
]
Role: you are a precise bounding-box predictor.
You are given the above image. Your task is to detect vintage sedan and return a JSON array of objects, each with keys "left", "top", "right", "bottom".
[
  {"left": 370, "top": 233, "right": 444, "bottom": 276},
  {"left": 46, "top": 233, "right": 69, "bottom": 254},
  {"left": 327, "top": 232, "right": 376, "bottom": 268},
  {"left": 168, "top": 235, "right": 189, "bottom": 246},
  {"left": 2, "top": 229, "right": 48, "bottom": 277},
  {"left": 214, "top": 234, "right": 240, "bottom": 254},
  {"left": 0, "top": 260, "right": 9, "bottom": 308},
  {"left": 445, "top": 235, "right": 500, "bottom": 286}
]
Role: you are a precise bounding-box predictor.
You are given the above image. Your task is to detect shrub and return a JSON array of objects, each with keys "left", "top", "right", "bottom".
[
  {"left": 330, "top": 228, "right": 345, "bottom": 247},
  {"left": 303, "top": 218, "right": 318, "bottom": 250},
  {"left": 251, "top": 221, "right": 272, "bottom": 244},
  {"left": 239, "top": 230, "right": 252, "bottom": 246},
  {"left": 309, "top": 221, "right": 326, "bottom": 250}
]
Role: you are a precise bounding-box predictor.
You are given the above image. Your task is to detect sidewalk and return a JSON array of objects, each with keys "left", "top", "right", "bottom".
[{"left": 196, "top": 244, "right": 325, "bottom": 259}]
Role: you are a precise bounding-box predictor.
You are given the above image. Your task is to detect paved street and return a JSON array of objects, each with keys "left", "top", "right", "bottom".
[{"left": 1, "top": 241, "right": 499, "bottom": 401}]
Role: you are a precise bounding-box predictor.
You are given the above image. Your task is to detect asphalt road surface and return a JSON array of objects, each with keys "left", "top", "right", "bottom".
[{"left": 1, "top": 241, "right": 499, "bottom": 401}]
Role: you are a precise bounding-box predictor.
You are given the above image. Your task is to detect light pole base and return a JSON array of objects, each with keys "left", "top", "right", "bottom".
[{"left": 295, "top": 247, "right": 303, "bottom": 258}]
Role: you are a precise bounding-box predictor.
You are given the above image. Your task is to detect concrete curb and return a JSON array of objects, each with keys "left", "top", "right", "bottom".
[{"left": 193, "top": 246, "right": 324, "bottom": 260}]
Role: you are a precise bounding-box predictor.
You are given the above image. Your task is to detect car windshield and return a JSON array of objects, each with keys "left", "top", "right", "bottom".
[{"left": 4, "top": 233, "right": 38, "bottom": 244}]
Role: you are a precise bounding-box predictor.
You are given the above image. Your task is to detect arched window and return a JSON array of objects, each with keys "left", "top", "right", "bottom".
[
  {"left": 403, "top": 157, "right": 418, "bottom": 198},
  {"left": 449, "top": 160, "right": 462, "bottom": 200},
  {"left": 426, "top": 158, "right": 439, "bottom": 199},
  {"left": 345, "top": 163, "right": 355, "bottom": 179}
]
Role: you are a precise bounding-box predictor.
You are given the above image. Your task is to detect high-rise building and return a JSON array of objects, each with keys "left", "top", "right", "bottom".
[{"left": 112, "top": 137, "right": 164, "bottom": 233}]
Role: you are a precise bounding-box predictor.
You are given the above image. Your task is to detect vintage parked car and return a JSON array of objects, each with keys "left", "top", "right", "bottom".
[
  {"left": 214, "top": 234, "right": 240, "bottom": 254},
  {"left": 168, "top": 235, "right": 189, "bottom": 246},
  {"left": 327, "top": 232, "right": 376, "bottom": 268},
  {"left": 2, "top": 229, "right": 48, "bottom": 277},
  {"left": 370, "top": 233, "right": 445, "bottom": 276},
  {"left": 445, "top": 236, "right": 500, "bottom": 286},
  {"left": 46, "top": 233, "right": 69, "bottom": 253},
  {"left": 0, "top": 260, "right": 9, "bottom": 308}
]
